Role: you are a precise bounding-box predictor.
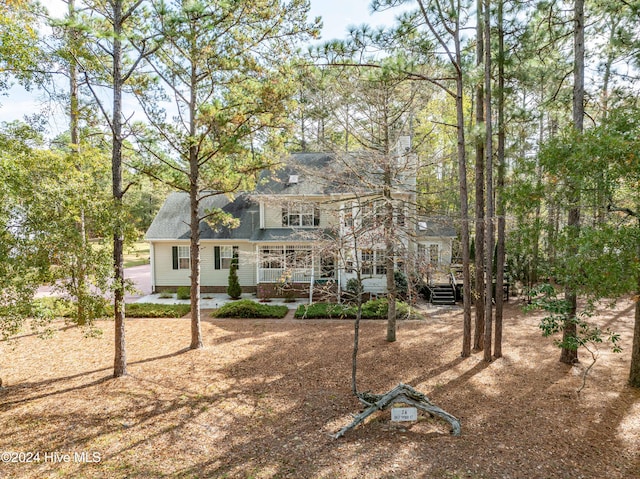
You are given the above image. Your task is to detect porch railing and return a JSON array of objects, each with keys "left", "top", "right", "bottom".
[{"left": 259, "top": 268, "right": 314, "bottom": 283}]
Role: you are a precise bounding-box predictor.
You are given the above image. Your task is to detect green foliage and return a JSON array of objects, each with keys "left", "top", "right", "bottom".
[
  {"left": 124, "top": 177, "right": 171, "bottom": 236},
  {"left": 394, "top": 270, "right": 408, "bottom": 298},
  {"left": 33, "top": 297, "right": 75, "bottom": 318},
  {"left": 0, "top": 1, "right": 44, "bottom": 91},
  {"left": 0, "top": 121, "right": 117, "bottom": 336},
  {"left": 295, "top": 298, "right": 413, "bottom": 320},
  {"left": 227, "top": 263, "right": 242, "bottom": 299},
  {"left": 27, "top": 299, "right": 189, "bottom": 320},
  {"left": 212, "top": 299, "right": 288, "bottom": 319},
  {"left": 526, "top": 284, "right": 622, "bottom": 354},
  {"left": 125, "top": 303, "right": 191, "bottom": 318},
  {"left": 159, "top": 290, "right": 175, "bottom": 299},
  {"left": 345, "top": 278, "right": 363, "bottom": 301},
  {"left": 176, "top": 287, "right": 190, "bottom": 300},
  {"left": 295, "top": 302, "right": 351, "bottom": 319}
]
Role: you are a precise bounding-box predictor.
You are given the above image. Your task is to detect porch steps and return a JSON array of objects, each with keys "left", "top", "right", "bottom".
[{"left": 430, "top": 284, "right": 456, "bottom": 305}]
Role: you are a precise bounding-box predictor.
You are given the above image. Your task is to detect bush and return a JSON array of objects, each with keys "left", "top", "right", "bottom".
[
  {"left": 227, "top": 263, "right": 242, "bottom": 299},
  {"left": 394, "top": 270, "right": 408, "bottom": 298},
  {"left": 294, "top": 302, "right": 350, "bottom": 319},
  {"left": 176, "top": 286, "right": 190, "bottom": 300},
  {"left": 295, "top": 298, "right": 411, "bottom": 320},
  {"left": 211, "top": 299, "right": 288, "bottom": 318},
  {"left": 125, "top": 303, "right": 191, "bottom": 318},
  {"left": 159, "top": 290, "right": 175, "bottom": 299},
  {"left": 343, "top": 278, "right": 363, "bottom": 302},
  {"left": 360, "top": 298, "right": 409, "bottom": 319},
  {"left": 33, "top": 297, "right": 75, "bottom": 318}
]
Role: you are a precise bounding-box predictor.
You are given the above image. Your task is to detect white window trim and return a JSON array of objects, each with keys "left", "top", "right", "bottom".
[
  {"left": 177, "top": 246, "right": 190, "bottom": 270},
  {"left": 220, "top": 245, "right": 234, "bottom": 269},
  {"left": 282, "top": 204, "right": 320, "bottom": 227}
]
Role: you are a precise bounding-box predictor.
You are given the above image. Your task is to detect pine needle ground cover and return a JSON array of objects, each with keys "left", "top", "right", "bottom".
[{"left": 1, "top": 300, "right": 638, "bottom": 478}]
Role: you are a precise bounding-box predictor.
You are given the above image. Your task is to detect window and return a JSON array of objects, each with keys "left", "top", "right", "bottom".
[
  {"left": 418, "top": 244, "right": 426, "bottom": 261},
  {"left": 351, "top": 249, "right": 387, "bottom": 276},
  {"left": 361, "top": 249, "right": 373, "bottom": 275},
  {"left": 343, "top": 203, "right": 354, "bottom": 228},
  {"left": 261, "top": 246, "right": 283, "bottom": 269},
  {"left": 396, "top": 201, "right": 406, "bottom": 227},
  {"left": 320, "top": 256, "right": 335, "bottom": 278},
  {"left": 286, "top": 247, "right": 311, "bottom": 269},
  {"left": 429, "top": 244, "right": 440, "bottom": 266},
  {"left": 375, "top": 249, "right": 387, "bottom": 275},
  {"left": 215, "top": 246, "right": 239, "bottom": 270},
  {"left": 172, "top": 246, "right": 190, "bottom": 270},
  {"left": 282, "top": 204, "right": 320, "bottom": 227},
  {"left": 359, "top": 201, "right": 382, "bottom": 228}
]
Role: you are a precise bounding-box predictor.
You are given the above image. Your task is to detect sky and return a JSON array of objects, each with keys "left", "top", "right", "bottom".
[{"left": 0, "top": 0, "right": 408, "bottom": 130}]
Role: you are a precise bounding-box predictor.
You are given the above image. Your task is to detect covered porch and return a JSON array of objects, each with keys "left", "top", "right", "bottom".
[{"left": 255, "top": 244, "right": 337, "bottom": 299}]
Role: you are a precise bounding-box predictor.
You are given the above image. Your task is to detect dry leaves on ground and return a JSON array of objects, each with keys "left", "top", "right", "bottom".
[{"left": 1, "top": 299, "right": 639, "bottom": 478}]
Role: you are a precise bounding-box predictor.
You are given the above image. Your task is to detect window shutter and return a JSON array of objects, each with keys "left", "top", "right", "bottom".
[
  {"left": 214, "top": 246, "right": 221, "bottom": 270},
  {"left": 314, "top": 207, "right": 320, "bottom": 227},
  {"left": 172, "top": 246, "right": 178, "bottom": 270},
  {"left": 232, "top": 245, "right": 239, "bottom": 269}
]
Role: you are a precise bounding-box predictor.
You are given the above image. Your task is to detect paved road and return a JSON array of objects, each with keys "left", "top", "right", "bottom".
[
  {"left": 124, "top": 264, "right": 152, "bottom": 301},
  {"left": 36, "top": 264, "right": 152, "bottom": 302}
]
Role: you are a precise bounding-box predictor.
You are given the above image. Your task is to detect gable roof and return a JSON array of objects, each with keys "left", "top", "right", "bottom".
[
  {"left": 145, "top": 192, "right": 259, "bottom": 241},
  {"left": 145, "top": 153, "right": 456, "bottom": 242},
  {"left": 254, "top": 152, "right": 343, "bottom": 196},
  {"left": 416, "top": 218, "right": 457, "bottom": 238}
]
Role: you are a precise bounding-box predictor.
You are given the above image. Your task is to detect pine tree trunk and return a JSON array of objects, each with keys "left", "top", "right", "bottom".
[
  {"left": 561, "top": 0, "right": 584, "bottom": 365},
  {"left": 189, "top": 51, "right": 202, "bottom": 350},
  {"left": 112, "top": 0, "right": 126, "bottom": 378},
  {"left": 68, "top": 0, "right": 88, "bottom": 327},
  {"left": 493, "top": 0, "right": 505, "bottom": 360},
  {"left": 473, "top": 0, "right": 485, "bottom": 353},
  {"left": 455, "top": 27, "right": 472, "bottom": 358},
  {"left": 416, "top": 0, "right": 470, "bottom": 356},
  {"left": 482, "top": 0, "right": 494, "bottom": 363},
  {"left": 630, "top": 298, "right": 640, "bottom": 387},
  {"left": 628, "top": 214, "right": 640, "bottom": 387},
  {"left": 385, "top": 143, "right": 396, "bottom": 342},
  {"left": 189, "top": 177, "right": 202, "bottom": 350}
]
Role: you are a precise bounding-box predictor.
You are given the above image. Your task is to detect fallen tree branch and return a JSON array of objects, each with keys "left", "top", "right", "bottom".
[{"left": 334, "top": 383, "right": 460, "bottom": 438}]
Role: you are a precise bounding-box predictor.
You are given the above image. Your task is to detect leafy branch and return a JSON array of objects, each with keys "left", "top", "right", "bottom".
[{"left": 526, "top": 283, "right": 622, "bottom": 393}]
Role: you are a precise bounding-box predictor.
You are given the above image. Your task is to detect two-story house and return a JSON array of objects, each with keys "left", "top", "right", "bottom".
[{"left": 145, "top": 150, "right": 456, "bottom": 299}]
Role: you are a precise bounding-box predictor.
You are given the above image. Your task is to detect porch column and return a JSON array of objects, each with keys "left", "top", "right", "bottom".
[
  {"left": 309, "top": 250, "right": 315, "bottom": 304},
  {"left": 255, "top": 244, "right": 260, "bottom": 286}
]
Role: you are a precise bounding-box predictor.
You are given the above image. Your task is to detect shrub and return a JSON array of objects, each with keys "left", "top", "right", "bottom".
[
  {"left": 159, "top": 290, "right": 175, "bottom": 299},
  {"left": 394, "top": 270, "right": 408, "bottom": 298},
  {"left": 125, "top": 303, "right": 191, "bottom": 318},
  {"left": 227, "top": 263, "right": 242, "bottom": 299},
  {"left": 344, "top": 278, "right": 363, "bottom": 302},
  {"left": 295, "top": 298, "right": 412, "bottom": 320},
  {"left": 211, "top": 299, "right": 288, "bottom": 318},
  {"left": 33, "top": 297, "right": 75, "bottom": 318},
  {"left": 360, "top": 298, "right": 409, "bottom": 319},
  {"left": 176, "top": 286, "right": 190, "bottom": 300},
  {"left": 294, "top": 302, "right": 350, "bottom": 319}
]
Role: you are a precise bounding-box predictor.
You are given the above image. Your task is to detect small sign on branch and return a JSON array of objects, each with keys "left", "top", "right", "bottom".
[
  {"left": 391, "top": 407, "right": 418, "bottom": 422},
  {"left": 334, "top": 383, "right": 460, "bottom": 438}
]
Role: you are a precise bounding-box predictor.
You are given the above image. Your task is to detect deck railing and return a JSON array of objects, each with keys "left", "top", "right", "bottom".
[{"left": 258, "top": 268, "right": 313, "bottom": 283}]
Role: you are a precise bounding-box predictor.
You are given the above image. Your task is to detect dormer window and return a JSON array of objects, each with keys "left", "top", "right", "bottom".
[{"left": 282, "top": 204, "right": 320, "bottom": 227}]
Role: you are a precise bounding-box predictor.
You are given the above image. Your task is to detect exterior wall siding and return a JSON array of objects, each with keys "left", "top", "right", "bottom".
[
  {"left": 152, "top": 241, "right": 256, "bottom": 290},
  {"left": 263, "top": 201, "right": 334, "bottom": 229},
  {"left": 153, "top": 242, "right": 190, "bottom": 287}
]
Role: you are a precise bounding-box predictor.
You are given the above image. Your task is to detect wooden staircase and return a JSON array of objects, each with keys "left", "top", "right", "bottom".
[{"left": 430, "top": 284, "right": 456, "bottom": 305}]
